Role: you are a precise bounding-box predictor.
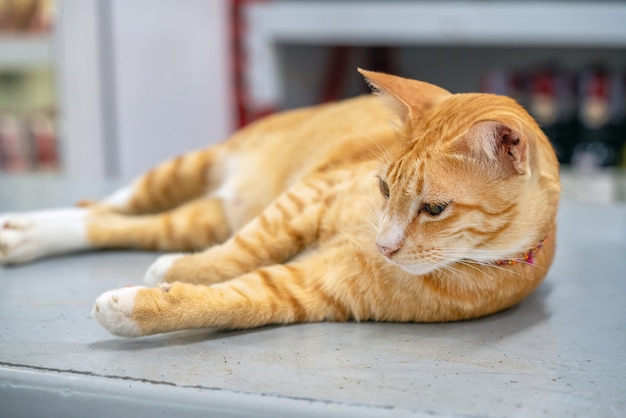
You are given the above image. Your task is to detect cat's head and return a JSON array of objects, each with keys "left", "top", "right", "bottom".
[{"left": 359, "top": 69, "right": 560, "bottom": 276}]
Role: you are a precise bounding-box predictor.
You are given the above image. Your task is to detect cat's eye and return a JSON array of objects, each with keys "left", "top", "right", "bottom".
[
  {"left": 379, "top": 178, "right": 390, "bottom": 199},
  {"left": 421, "top": 202, "right": 448, "bottom": 216}
]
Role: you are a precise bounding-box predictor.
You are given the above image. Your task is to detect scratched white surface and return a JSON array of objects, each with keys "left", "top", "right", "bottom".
[{"left": 0, "top": 177, "right": 625, "bottom": 417}]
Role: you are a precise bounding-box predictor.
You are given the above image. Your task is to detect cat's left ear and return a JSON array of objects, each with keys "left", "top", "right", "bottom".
[
  {"left": 464, "top": 121, "right": 530, "bottom": 176},
  {"left": 358, "top": 69, "right": 451, "bottom": 123}
]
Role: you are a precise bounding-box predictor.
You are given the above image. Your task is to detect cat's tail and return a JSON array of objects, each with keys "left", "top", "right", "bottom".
[{"left": 91, "top": 146, "right": 225, "bottom": 215}]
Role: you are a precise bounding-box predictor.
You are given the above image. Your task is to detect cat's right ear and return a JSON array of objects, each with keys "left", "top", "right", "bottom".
[
  {"left": 358, "top": 69, "right": 451, "bottom": 123},
  {"left": 463, "top": 120, "right": 530, "bottom": 177}
]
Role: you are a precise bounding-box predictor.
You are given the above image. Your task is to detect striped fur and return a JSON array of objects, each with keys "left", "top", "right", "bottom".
[{"left": 88, "top": 71, "right": 559, "bottom": 336}]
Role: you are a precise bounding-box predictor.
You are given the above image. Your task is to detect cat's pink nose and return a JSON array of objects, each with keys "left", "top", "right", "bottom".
[{"left": 377, "top": 243, "right": 400, "bottom": 258}]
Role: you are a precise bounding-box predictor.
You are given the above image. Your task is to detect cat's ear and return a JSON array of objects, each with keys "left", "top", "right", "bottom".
[
  {"left": 464, "top": 121, "right": 529, "bottom": 176},
  {"left": 358, "top": 68, "right": 451, "bottom": 122}
]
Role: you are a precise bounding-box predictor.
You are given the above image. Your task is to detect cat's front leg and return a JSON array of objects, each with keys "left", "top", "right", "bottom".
[
  {"left": 0, "top": 208, "right": 91, "bottom": 265},
  {"left": 143, "top": 253, "right": 186, "bottom": 286},
  {"left": 91, "top": 286, "right": 145, "bottom": 337},
  {"left": 142, "top": 177, "right": 330, "bottom": 286},
  {"left": 93, "top": 263, "right": 351, "bottom": 337}
]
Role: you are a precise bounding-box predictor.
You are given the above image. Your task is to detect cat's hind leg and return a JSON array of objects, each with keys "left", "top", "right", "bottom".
[
  {"left": 87, "top": 197, "right": 231, "bottom": 252},
  {"left": 97, "top": 147, "right": 224, "bottom": 215},
  {"left": 0, "top": 147, "right": 226, "bottom": 265},
  {"left": 0, "top": 208, "right": 90, "bottom": 265},
  {"left": 0, "top": 197, "right": 230, "bottom": 265}
]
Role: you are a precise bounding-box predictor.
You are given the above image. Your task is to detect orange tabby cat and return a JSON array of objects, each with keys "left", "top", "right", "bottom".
[{"left": 0, "top": 70, "right": 560, "bottom": 337}]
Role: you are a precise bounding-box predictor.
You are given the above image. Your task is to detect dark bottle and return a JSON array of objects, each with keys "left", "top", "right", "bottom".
[
  {"left": 572, "top": 66, "right": 623, "bottom": 168},
  {"left": 527, "top": 67, "right": 578, "bottom": 165}
]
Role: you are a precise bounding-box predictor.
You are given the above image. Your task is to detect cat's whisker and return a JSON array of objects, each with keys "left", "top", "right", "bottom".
[
  {"left": 356, "top": 133, "right": 393, "bottom": 165},
  {"left": 451, "top": 258, "right": 491, "bottom": 275},
  {"left": 400, "top": 246, "right": 534, "bottom": 281},
  {"left": 364, "top": 216, "right": 379, "bottom": 233},
  {"left": 364, "top": 207, "right": 381, "bottom": 233},
  {"left": 437, "top": 241, "right": 547, "bottom": 258},
  {"left": 436, "top": 263, "right": 466, "bottom": 281},
  {"left": 431, "top": 251, "right": 537, "bottom": 279},
  {"left": 458, "top": 259, "right": 528, "bottom": 279},
  {"left": 408, "top": 252, "right": 483, "bottom": 278}
]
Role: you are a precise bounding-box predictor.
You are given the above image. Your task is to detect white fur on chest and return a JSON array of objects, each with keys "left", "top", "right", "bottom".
[
  {"left": 211, "top": 154, "right": 241, "bottom": 201},
  {"left": 210, "top": 152, "right": 290, "bottom": 230}
]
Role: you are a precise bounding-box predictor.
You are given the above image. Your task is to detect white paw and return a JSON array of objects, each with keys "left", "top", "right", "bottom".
[
  {"left": 92, "top": 286, "right": 143, "bottom": 337},
  {"left": 143, "top": 253, "right": 185, "bottom": 286},
  {"left": 0, "top": 208, "right": 89, "bottom": 265}
]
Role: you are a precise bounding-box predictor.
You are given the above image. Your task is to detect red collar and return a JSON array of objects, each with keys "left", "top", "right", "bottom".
[{"left": 494, "top": 237, "right": 547, "bottom": 266}]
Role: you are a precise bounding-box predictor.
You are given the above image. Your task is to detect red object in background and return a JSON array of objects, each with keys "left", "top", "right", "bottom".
[
  {"left": 0, "top": 113, "right": 28, "bottom": 172},
  {"left": 572, "top": 66, "right": 625, "bottom": 167},
  {"left": 578, "top": 66, "right": 612, "bottom": 130},
  {"left": 28, "top": 112, "right": 58, "bottom": 171},
  {"left": 320, "top": 46, "right": 352, "bottom": 104},
  {"left": 320, "top": 46, "right": 396, "bottom": 104},
  {"left": 231, "top": 0, "right": 274, "bottom": 128},
  {"left": 0, "top": 111, "right": 59, "bottom": 173}
]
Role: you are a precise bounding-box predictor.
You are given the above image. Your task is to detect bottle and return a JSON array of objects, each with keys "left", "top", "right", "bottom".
[
  {"left": 572, "top": 66, "right": 622, "bottom": 168},
  {"left": 527, "top": 66, "right": 578, "bottom": 165}
]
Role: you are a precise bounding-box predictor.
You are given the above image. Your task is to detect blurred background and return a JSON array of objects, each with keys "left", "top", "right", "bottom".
[{"left": 1, "top": 0, "right": 625, "bottom": 204}]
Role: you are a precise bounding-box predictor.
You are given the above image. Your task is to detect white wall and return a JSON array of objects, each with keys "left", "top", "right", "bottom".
[
  {"left": 110, "top": 0, "right": 232, "bottom": 180},
  {"left": 57, "top": 0, "right": 233, "bottom": 181},
  {"left": 56, "top": 0, "right": 108, "bottom": 178}
]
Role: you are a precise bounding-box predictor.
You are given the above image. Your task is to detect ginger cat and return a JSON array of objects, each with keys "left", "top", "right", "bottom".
[{"left": 0, "top": 70, "right": 560, "bottom": 337}]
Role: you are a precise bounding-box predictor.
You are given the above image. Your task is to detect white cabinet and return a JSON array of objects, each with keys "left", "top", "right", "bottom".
[
  {"left": 56, "top": 0, "right": 233, "bottom": 181},
  {"left": 1, "top": 0, "right": 233, "bottom": 181}
]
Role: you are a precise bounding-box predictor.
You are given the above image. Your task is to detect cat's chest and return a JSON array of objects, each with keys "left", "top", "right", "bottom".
[
  {"left": 209, "top": 156, "right": 268, "bottom": 229},
  {"left": 210, "top": 153, "right": 310, "bottom": 229}
]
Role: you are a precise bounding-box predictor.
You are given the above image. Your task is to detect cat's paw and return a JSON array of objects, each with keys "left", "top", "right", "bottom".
[
  {"left": 143, "top": 253, "right": 185, "bottom": 286},
  {"left": 92, "top": 286, "right": 144, "bottom": 337},
  {"left": 0, "top": 208, "right": 88, "bottom": 265}
]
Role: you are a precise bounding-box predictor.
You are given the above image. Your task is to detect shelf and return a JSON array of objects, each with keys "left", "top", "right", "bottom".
[
  {"left": 0, "top": 36, "right": 53, "bottom": 69},
  {"left": 244, "top": 1, "right": 626, "bottom": 107},
  {"left": 246, "top": 1, "right": 626, "bottom": 47}
]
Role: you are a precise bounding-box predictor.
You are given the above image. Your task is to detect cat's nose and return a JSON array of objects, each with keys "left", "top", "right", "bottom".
[{"left": 377, "top": 243, "right": 400, "bottom": 258}]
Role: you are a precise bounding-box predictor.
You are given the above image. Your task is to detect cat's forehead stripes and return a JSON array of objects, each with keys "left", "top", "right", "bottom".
[
  {"left": 386, "top": 155, "right": 427, "bottom": 197},
  {"left": 387, "top": 140, "right": 459, "bottom": 200}
]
